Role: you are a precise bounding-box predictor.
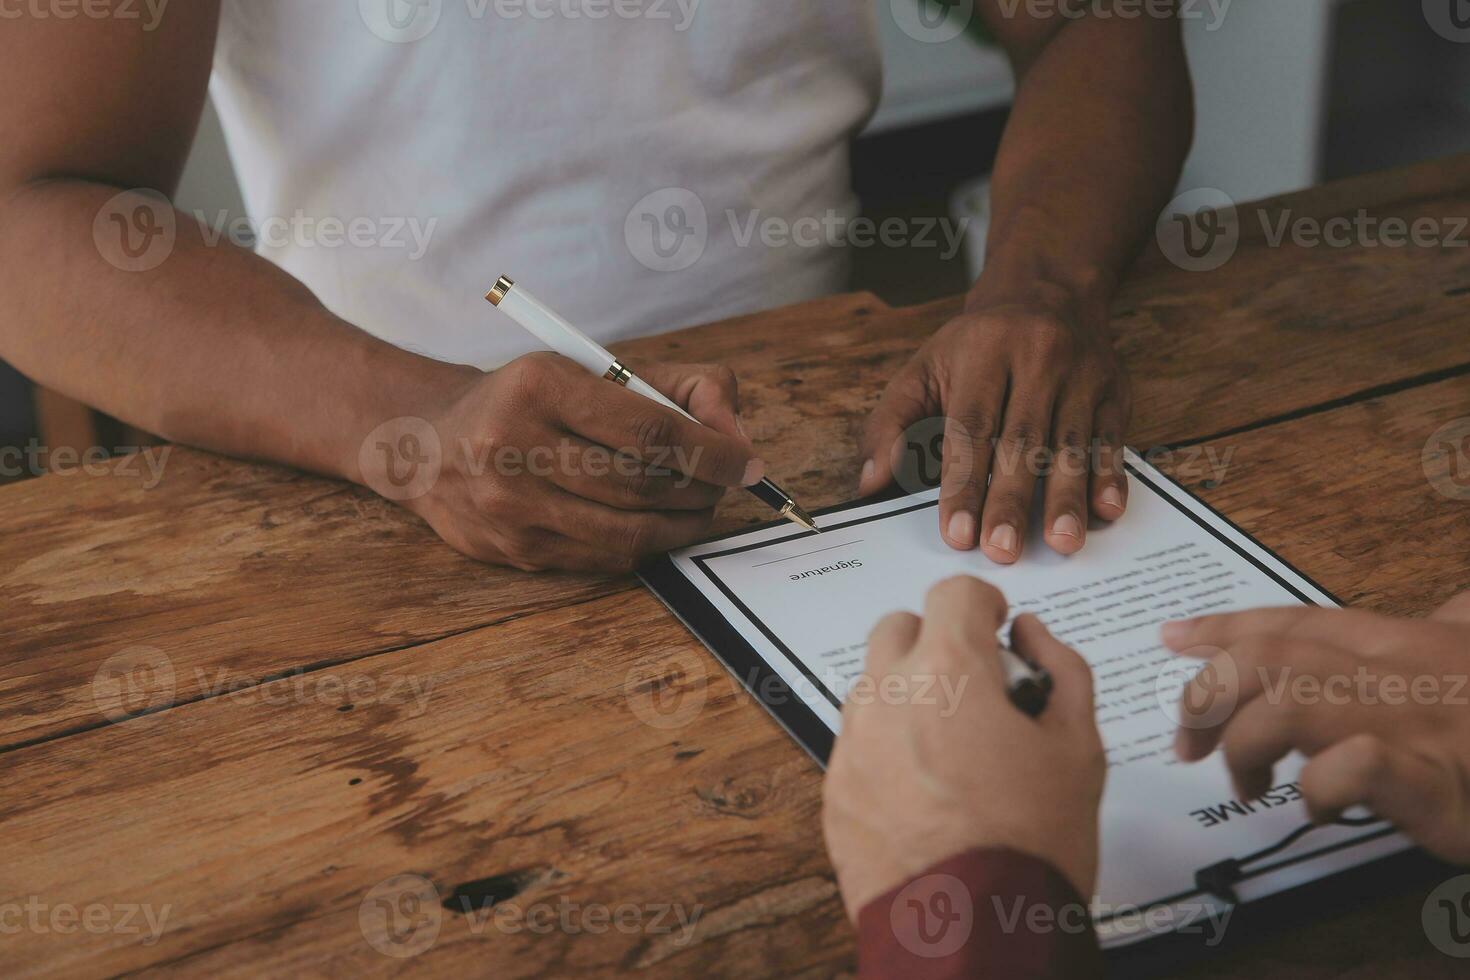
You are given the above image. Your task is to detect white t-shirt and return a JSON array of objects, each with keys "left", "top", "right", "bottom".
[{"left": 210, "top": 1, "right": 883, "bottom": 369}]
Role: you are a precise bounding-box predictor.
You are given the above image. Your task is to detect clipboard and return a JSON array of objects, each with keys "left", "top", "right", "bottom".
[{"left": 639, "top": 451, "right": 1417, "bottom": 948}]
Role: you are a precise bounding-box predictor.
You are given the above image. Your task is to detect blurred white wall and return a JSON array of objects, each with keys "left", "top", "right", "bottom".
[{"left": 1178, "top": 0, "right": 1337, "bottom": 201}]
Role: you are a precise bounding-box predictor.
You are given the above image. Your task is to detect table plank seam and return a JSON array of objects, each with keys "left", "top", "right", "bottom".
[
  {"left": 0, "top": 586, "right": 639, "bottom": 757},
  {"left": 1152, "top": 358, "right": 1470, "bottom": 451}
]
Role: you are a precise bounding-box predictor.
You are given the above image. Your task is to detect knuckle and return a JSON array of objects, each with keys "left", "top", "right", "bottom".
[
  {"left": 632, "top": 411, "right": 678, "bottom": 459},
  {"left": 986, "top": 488, "right": 1029, "bottom": 517},
  {"left": 871, "top": 610, "right": 917, "bottom": 644},
  {"left": 952, "top": 409, "right": 998, "bottom": 443},
  {"left": 1002, "top": 421, "right": 1043, "bottom": 451},
  {"left": 710, "top": 364, "right": 738, "bottom": 395},
  {"left": 499, "top": 534, "right": 547, "bottom": 573},
  {"left": 697, "top": 442, "right": 736, "bottom": 483},
  {"left": 930, "top": 574, "right": 1001, "bottom": 610},
  {"left": 509, "top": 351, "right": 556, "bottom": 386},
  {"left": 1343, "top": 733, "right": 1390, "bottom": 777},
  {"left": 620, "top": 467, "right": 658, "bottom": 504},
  {"left": 1056, "top": 427, "right": 1090, "bottom": 455},
  {"left": 500, "top": 353, "right": 562, "bottom": 414},
  {"left": 615, "top": 517, "right": 655, "bottom": 558},
  {"left": 475, "top": 478, "right": 516, "bottom": 517}
]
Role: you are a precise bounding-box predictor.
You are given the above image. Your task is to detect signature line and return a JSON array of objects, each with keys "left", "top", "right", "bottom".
[{"left": 751, "top": 540, "right": 863, "bottom": 568}]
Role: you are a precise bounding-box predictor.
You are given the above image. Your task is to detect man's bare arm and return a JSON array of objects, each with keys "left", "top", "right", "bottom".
[
  {"left": 861, "top": 3, "right": 1192, "bottom": 564},
  {"left": 0, "top": 5, "right": 472, "bottom": 483},
  {"left": 0, "top": 7, "right": 761, "bottom": 573},
  {"left": 976, "top": 1, "right": 1194, "bottom": 327}
]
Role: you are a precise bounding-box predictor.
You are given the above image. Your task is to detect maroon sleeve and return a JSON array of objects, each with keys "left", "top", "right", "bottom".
[{"left": 856, "top": 848, "right": 1103, "bottom": 980}]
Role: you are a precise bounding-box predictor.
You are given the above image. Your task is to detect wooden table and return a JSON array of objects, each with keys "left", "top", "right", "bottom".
[{"left": 4, "top": 155, "right": 1470, "bottom": 978}]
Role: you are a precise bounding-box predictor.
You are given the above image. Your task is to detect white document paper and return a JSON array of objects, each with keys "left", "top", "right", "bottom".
[{"left": 665, "top": 450, "right": 1410, "bottom": 947}]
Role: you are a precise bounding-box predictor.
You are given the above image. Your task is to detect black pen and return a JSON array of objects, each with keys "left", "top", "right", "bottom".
[{"left": 1001, "top": 638, "right": 1052, "bottom": 717}]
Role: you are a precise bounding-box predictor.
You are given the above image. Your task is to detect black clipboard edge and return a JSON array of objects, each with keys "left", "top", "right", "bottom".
[
  {"left": 639, "top": 555, "right": 834, "bottom": 767},
  {"left": 636, "top": 490, "right": 910, "bottom": 767}
]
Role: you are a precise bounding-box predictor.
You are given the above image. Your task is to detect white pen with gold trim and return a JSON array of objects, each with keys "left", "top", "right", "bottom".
[{"left": 486, "top": 276, "right": 819, "bottom": 533}]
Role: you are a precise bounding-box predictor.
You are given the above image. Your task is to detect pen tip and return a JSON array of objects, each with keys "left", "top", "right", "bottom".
[{"left": 787, "top": 503, "right": 820, "bottom": 533}]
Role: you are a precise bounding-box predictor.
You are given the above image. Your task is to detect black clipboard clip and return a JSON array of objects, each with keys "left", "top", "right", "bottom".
[{"left": 1194, "top": 815, "right": 1388, "bottom": 905}]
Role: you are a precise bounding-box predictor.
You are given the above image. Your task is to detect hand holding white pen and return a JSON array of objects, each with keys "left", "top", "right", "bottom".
[
  {"left": 487, "top": 277, "right": 819, "bottom": 532},
  {"left": 373, "top": 286, "right": 773, "bottom": 573}
]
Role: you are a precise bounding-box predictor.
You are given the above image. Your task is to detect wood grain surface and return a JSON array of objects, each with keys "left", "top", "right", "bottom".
[{"left": 4, "top": 154, "right": 1470, "bottom": 978}]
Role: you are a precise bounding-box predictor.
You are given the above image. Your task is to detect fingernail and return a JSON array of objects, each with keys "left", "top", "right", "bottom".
[
  {"left": 735, "top": 415, "right": 749, "bottom": 440},
  {"left": 1051, "top": 514, "right": 1083, "bottom": 540},
  {"left": 1102, "top": 486, "right": 1125, "bottom": 512},
  {"left": 741, "top": 459, "right": 766, "bottom": 486},
  {"left": 987, "top": 524, "right": 1018, "bottom": 556},
  {"left": 948, "top": 511, "right": 976, "bottom": 549},
  {"left": 860, "top": 459, "right": 876, "bottom": 487},
  {"left": 1161, "top": 620, "right": 1191, "bottom": 646}
]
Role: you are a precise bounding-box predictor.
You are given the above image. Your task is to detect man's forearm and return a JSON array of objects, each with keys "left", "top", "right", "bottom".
[
  {"left": 0, "top": 179, "right": 476, "bottom": 484},
  {"left": 976, "top": 11, "right": 1193, "bottom": 318}
]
